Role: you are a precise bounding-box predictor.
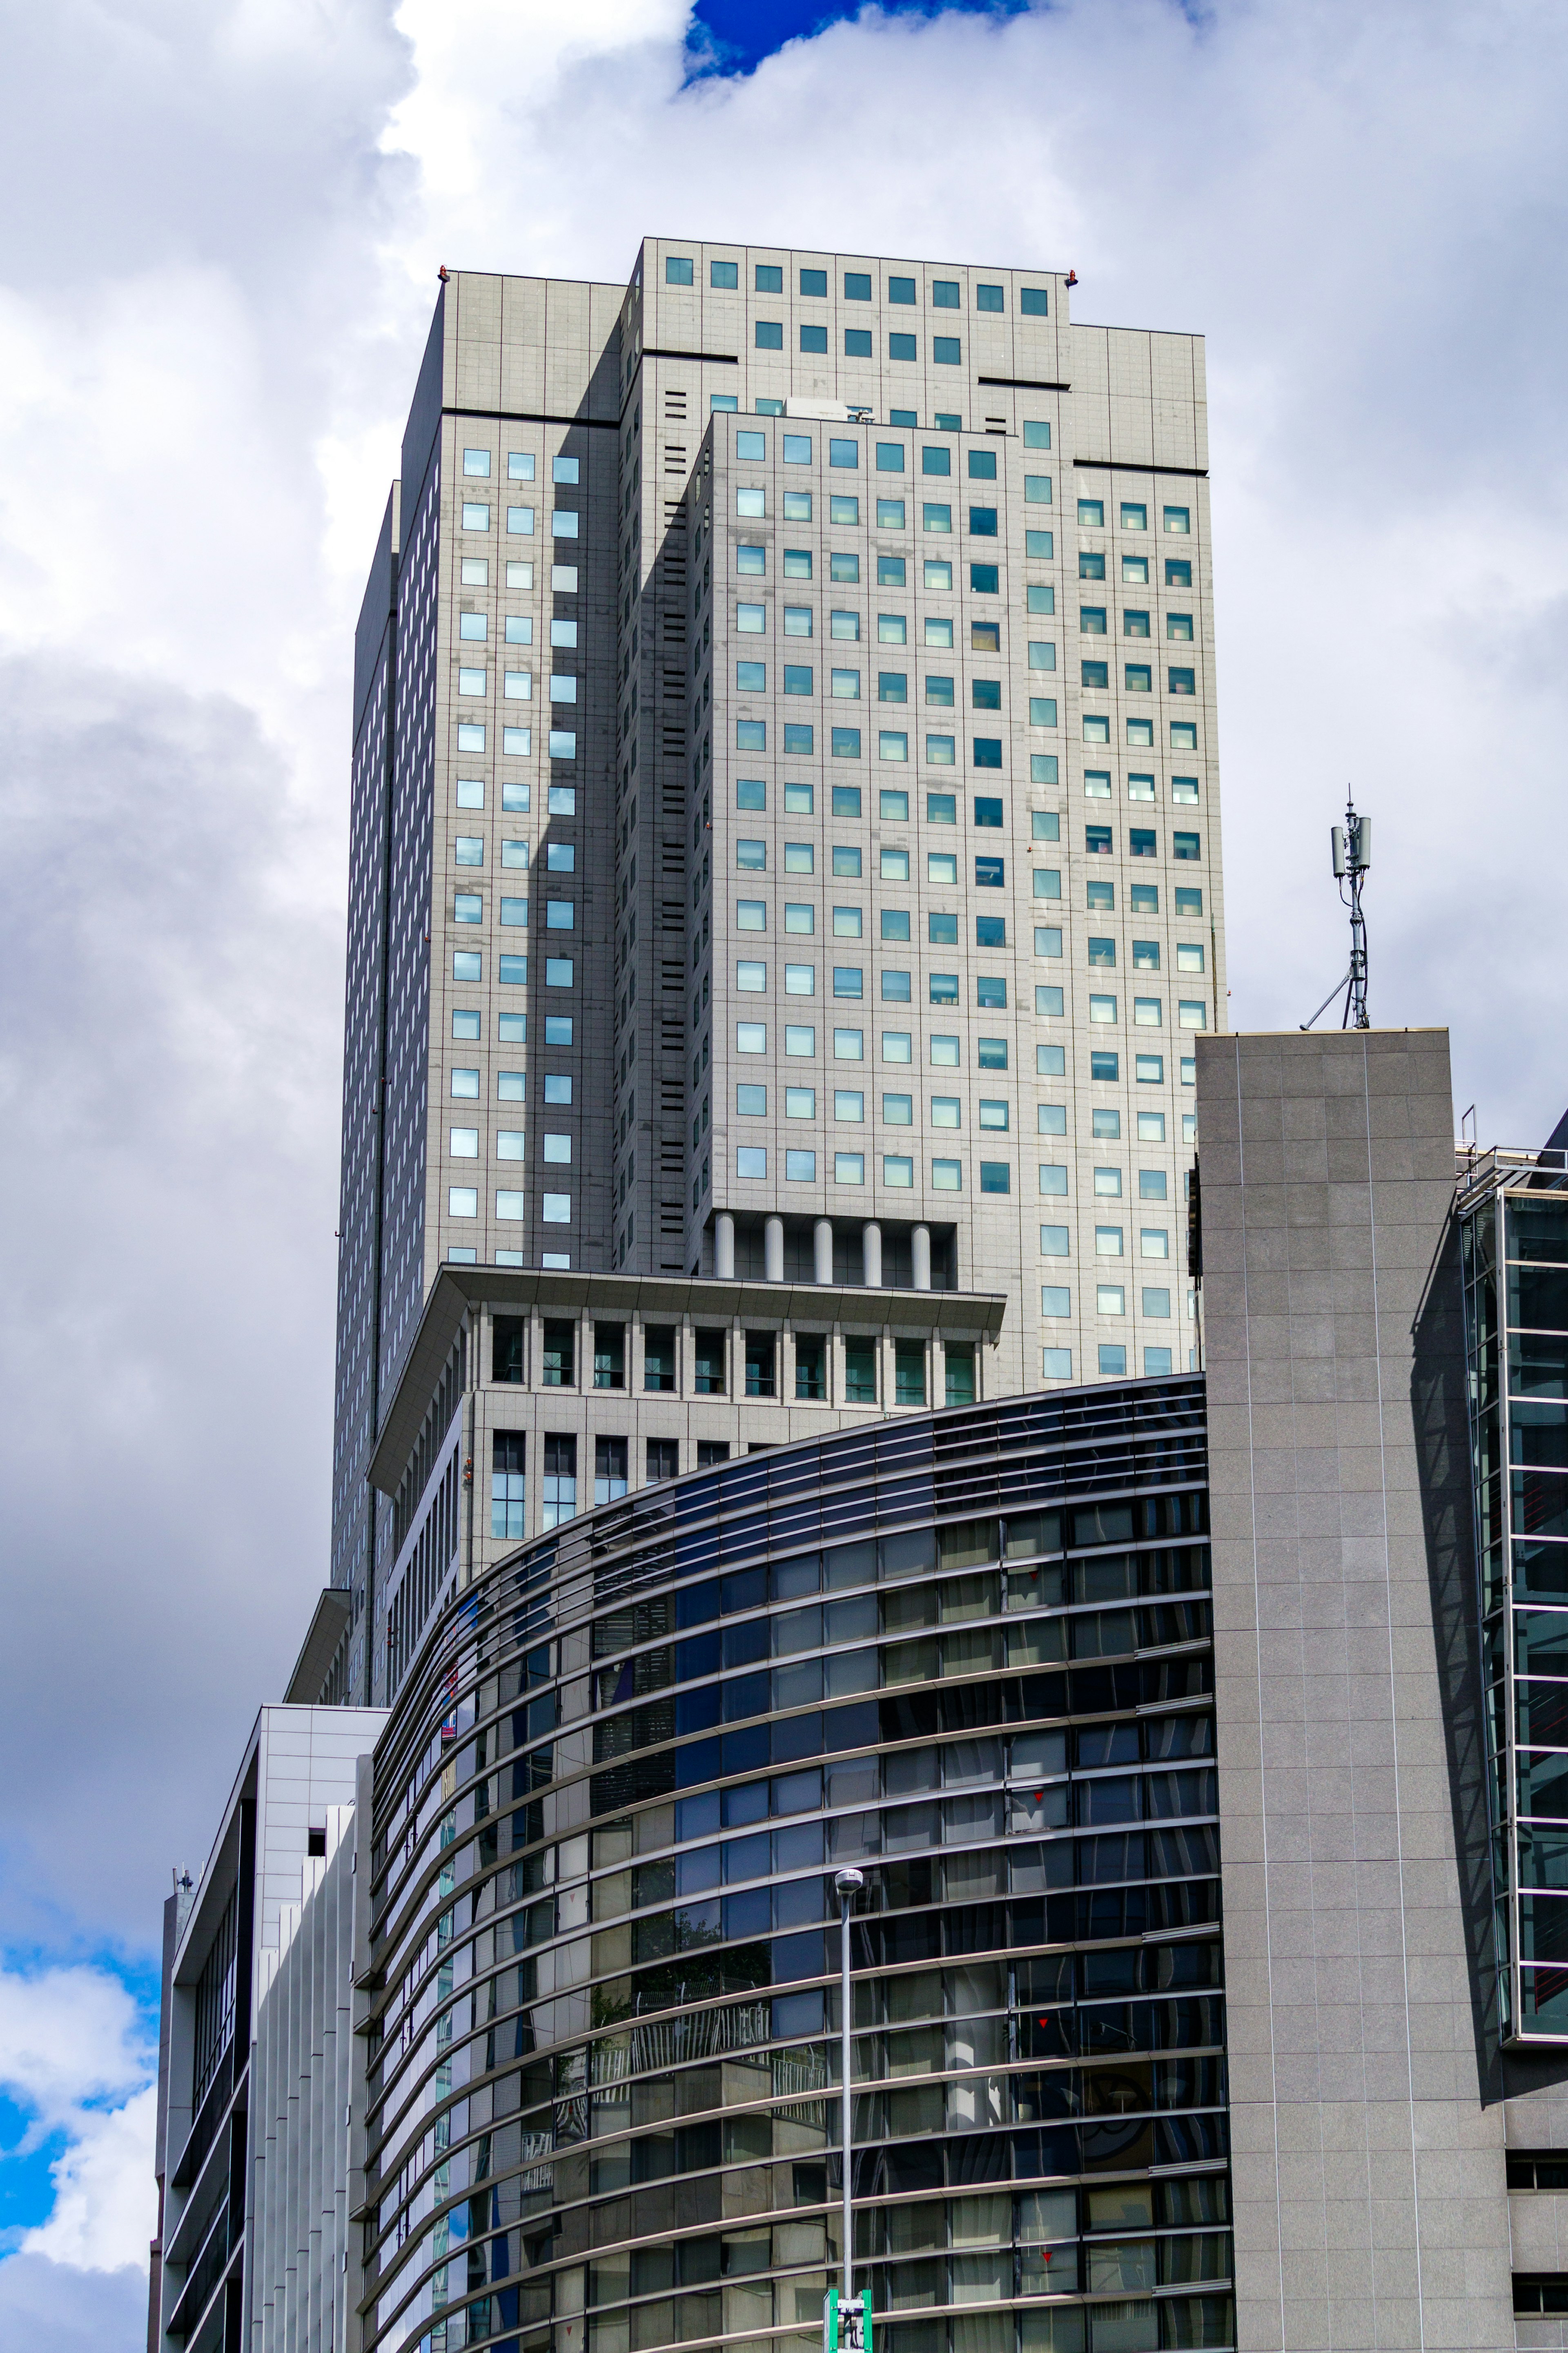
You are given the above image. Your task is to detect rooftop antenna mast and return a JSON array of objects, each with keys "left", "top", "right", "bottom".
[{"left": 1300, "top": 793, "right": 1371, "bottom": 1031}]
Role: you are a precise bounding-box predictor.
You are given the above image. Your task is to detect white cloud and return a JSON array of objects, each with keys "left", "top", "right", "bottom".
[
  {"left": 0, "top": 0, "right": 1566, "bottom": 2138},
  {"left": 0, "top": 1962, "right": 151, "bottom": 2124},
  {"left": 20, "top": 2088, "right": 158, "bottom": 2275},
  {"left": 0, "top": 1958, "right": 157, "bottom": 2336}
]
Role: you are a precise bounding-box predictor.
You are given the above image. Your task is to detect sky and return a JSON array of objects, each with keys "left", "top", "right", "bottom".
[{"left": 1, "top": 0, "right": 1566, "bottom": 2339}]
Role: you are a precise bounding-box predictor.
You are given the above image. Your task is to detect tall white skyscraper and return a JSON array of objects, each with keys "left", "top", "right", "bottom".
[{"left": 329, "top": 241, "right": 1223, "bottom": 1708}]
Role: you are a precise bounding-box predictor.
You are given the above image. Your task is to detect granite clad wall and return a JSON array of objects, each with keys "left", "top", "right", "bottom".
[{"left": 1197, "top": 1028, "right": 1513, "bottom": 2353}]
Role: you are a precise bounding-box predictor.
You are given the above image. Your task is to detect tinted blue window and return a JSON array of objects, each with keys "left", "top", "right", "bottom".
[
  {"left": 844, "top": 272, "right": 872, "bottom": 300},
  {"left": 800, "top": 268, "right": 827, "bottom": 296},
  {"left": 972, "top": 738, "right": 1003, "bottom": 769},
  {"left": 970, "top": 565, "right": 1000, "bottom": 593},
  {"left": 1020, "top": 285, "right": 1049, "bottom": 315},
  {"left": 933, "top": 336, "right": 962, "bottom": 365},
  {"left": 755, "top": 321, "right": 784, "bottom": 350},
  {"left": 665, "top": 255, "right": 694, "bottom": 285},
  {"left": 845, "top": 330, "right": 873, "bottom": 357},
  {"left": 975, "top": 856, "right": 1005, "bottom": 884},
  {"left": 888, "top": 276, "right": 916, "bottom": 303},
  {"left": 976, "top": 916, "right": 1006, "bottom": 946},
  {"left": 800, "top": 324, "right": 828, "bottom": 354},
  {"left": 969, "top": 506, "right": 998, "bottom": 536},
  {"left": 755, "top": 264, "right": 783, "bottom": 292},
  {"left": 890, "top": 333, "right": 917, "bottom": 362}
]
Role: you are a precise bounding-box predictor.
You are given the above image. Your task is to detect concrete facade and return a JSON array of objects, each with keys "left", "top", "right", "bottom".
[
  {"left": 331, "top": 238, "right": 1224, "bottom": 1714},
  {"left": 1197, "top": 1027, "right": 1515, "bottom": 2352}
]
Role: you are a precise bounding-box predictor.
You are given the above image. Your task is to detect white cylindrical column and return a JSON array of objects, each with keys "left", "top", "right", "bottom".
[
  {"left": 862, "top": 1222, "right": 882, "bottom": 1288},
  {"left": 813, "top": 1218, "right": 834, "bottom": 1285},
  {"left": 764, "top": 1215, "right": 785, "bottom": 1282},
  {"left": 911, "top": 1224, "right": 931, "bottom": 1290},
  {"left": 715, "top": 1212, "right": 735, "bottom": 1279}
]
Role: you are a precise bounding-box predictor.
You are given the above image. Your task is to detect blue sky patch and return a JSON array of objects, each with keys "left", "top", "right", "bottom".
[{"left": 688, "top": 0, "right": 1027, "bottom": 78}]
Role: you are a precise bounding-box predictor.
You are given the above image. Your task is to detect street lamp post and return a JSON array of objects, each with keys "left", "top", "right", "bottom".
[{"left": 835, "top": 1867, "right": 864, "bottom": 2313}]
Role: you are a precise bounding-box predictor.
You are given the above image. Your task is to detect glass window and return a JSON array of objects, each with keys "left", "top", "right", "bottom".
[
  {"left": 1164, "top": 506, "right": 1191, "bottom": 533},
  {"left": 882, "top": 1032, "right": 913, "bottom": 1063}
]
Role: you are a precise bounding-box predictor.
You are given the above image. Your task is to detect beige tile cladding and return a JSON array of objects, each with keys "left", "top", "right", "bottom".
[{"left": 1197, "top": 1028, "right": 1514, "bottom": 2352}]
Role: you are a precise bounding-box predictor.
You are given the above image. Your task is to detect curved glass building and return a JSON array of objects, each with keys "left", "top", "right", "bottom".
[{"left": 363, "top": 1381, "right": 1233, "bottom": 2353}]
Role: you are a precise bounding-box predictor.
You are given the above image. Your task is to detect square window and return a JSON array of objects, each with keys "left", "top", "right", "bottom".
[
  {"left": 833, "top": 1028, "right": 864, "bottom": 1059},
  {"left": 736, "top": 1083, "right": 767, "bottom": 1115},
  {"left": 786, "top": 1086, "right": 816, "bottom": 1117},
  {"left": 1164, "top": 506, "right": 1191, "bottom": 534},
  {"left": 1135, "top": 1054, "right": 1165, "bottom": 1084},
  {"left": 930, "top": 1035, "right": 960, "bottom": 1066},
  {"left": 736, "top": 900, "right": 766, "bottom": 932},
  {"left": 737, "top": 1145, "right": 767, "bottom": 1178},
  {"left": 931, "top": 1158, "right": 962, "bottom": 1191},
  {"left": 786, "top": 1149, "right": 817, "bottom": 1181},
  {"left": 832, "top": 841, "right": 862, "bottom": 872},
  {"left": 1143, "top": 1287, "right": 1172, "bottom": 1318},
  {"left": 926, "top": 791, "right": 957, "bottom": 823},
  {"left": 786, "top": 1025, "right": 816, "bottom": 1055},
  {"left": 736, "top": 1022, "right": 767, "bottom": 1053},
  {"left": 1095, "top": 1227, "right": 1124, "bottom": 1257},
  {"left": 785, "top": 963, "right": 815, "bottom": 995},
  {"left": 924, "top": 560, "right": 953, "bottom": 591},
  {"left": 710, "top": 258, "right": 739, "bottom": 288},
  {"left": 978, "top": 1100, "right": 1009, "bottom": 1130},
  {"left": 1039, "top": 1164, "right": 1067, "bottom": 1196},
  {"left": 755, "top": 320, "right": 784, "bottom": 349},
  {"left": 1091, "top": 1049, "right": 1120, "bottom": 1082}
]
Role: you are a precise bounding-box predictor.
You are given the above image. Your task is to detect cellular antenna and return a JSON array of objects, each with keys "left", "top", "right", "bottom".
[{"left": 1300, "top": 792, "right": 1371, "bottom": 1031}]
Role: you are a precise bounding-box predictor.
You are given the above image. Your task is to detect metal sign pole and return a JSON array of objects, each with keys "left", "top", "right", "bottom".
[{"left": 835, "top": 1867, "right": 863, "bottom": 2310}]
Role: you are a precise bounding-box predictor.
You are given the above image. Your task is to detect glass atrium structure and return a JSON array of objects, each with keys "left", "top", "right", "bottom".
[
  {"left": 1461, "top": 1150, "right": 1568, "bottom": 2041},
  {"left": 364, "top": 1383, "right": 1233, "bottom": 2353}
]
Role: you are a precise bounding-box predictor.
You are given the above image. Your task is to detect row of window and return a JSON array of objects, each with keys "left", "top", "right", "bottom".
[
  {"left": 450, "top": 1011, "right": 571, "bottom": 1044},
  {"left": 1082, "top": 555, "right": 1192, "bottom": 586},
  {"left": 460, "top": 449, "right": 576, "bottom": 482},
  {"left": 450, "top": 1068, "right": 566, "bottom": 1102},
  {"left": 726, "top": 662, "right": 1194, "bottom": 701},
  {"left": 733, "top": 606, "right": 1048, "bottom": 642},
  {"left": 733, "top": 432, "right": 1046, "bottom": 474},
  {"left": 733, "top": 545, "right": 1058, "bottom": 582},
  {"left": 666, "top": 257, "right": 1051, "bottom": 312},
  {"left": 727, "top": 1028, "right": 1199, "bottom": 1089},
  {"left": 726, "top": 718, "right": 1200, "bottom": 759},
  {"left": 451, "top": 839, "right": 574, "bottom": 870},
  {"left": 732, "top": 610, "right": 1190, "bottom": 652},
  {"left": 454, "top": 721, "right": 576, "bottom": 759},
  {"left": 725, "top": 786, "right": 1204, "bottom": 838},
  {"left": 1078, "top": 611, "right": 1193, "bottom": 640},
  {"left": 724, "top": 1152, "right": 1174, "bottom": 1205},
  {"left": 455, "top": 612, "right": 578, "bottom": 647},
  {"left": 494, "top": 1328, "right": 979, "bottom": 1412},
  {"left": 736, "top": 834, "right": 1202, "bottom": 871},
  {"left": 734, "top": 488, "right": 1048, "bottom": 530},
  {"left": 732, "top": 912, "right": 1205, "bottom": 969},
  {"left": 722, "top": 1085, "right": 1192, "bottom": 1144},
  {"left": 449, "top": 1185, "right": 572, "bottom": 1222},
  {"left": 727, "top": 966, "right": 1208, "bottom": 1022},
  {"left": 460, "top": 501, "right": 579, "bottom": 537}
]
